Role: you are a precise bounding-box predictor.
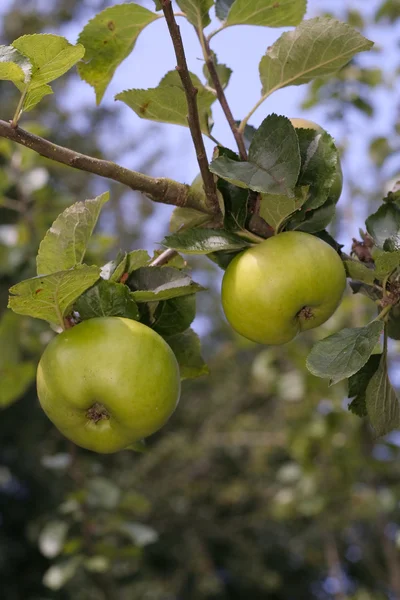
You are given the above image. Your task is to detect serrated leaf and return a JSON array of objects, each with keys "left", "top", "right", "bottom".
[
  {"left": 127, "top": 250, "right": 151, "bottom": 273},
  {"left": 37, "top": 193, "right": 109, "bottom": 275},
  {"left": 153, "top": 295, "right": 196, "bottom": 336},
  {"left": 74, "top": 279, "right": 139, "bottom": 320},
  {"left": 203, "top": 53, "right": 232, "bottom": 90},
  {"left": 116, "top": 70, "right": 215, "bottom": 134},
  {"left": 0, "top": 362, "right": 36, "bottom": 409},
  {"left": 348, "top": 353, "right": 381, "bottom": 418},
  {"left": 0, "top": 45, "right": 31, "bottom": 88},
  {"left": 306, "top": 321, "right": 383, "bottom": 385},
  {"left": 210, "top": 114, "right": 300, "bottom": 195},
  {"left": 260, "top": 187, "right": 306, "bottom": 231},
  {"left": 176, "top": 0, "right": 213, "bottom": 28},
  {"left": 365, "top": 353, "right": 400, "bottom": 437},
  {"left": 165, "top": 329, "right": 208, "bottom": 380},
  {"left": 170, "top": 207, "right": 211, "bottom": 233},
  {"left": 163, "top": 228, "right": 249, "bottom": 254},
  {"left": 344, "top": 260, "right": 376, "bottom": 285},
  {"left": 226, "top": 0, "right": 306, "bottom": 27},
  {"left": 366, "top": 203, "right": 400, "bottom": 250},
  {"left": 13, "top": 34, "right": 85, "bottom": 111},
  {"left": 128, "top": 267, "right": 203, "bottom": 302},
  {"left": 259, "top": 18, "right": 373, "bottom": 98},
  {"left": 8, "top": 265, "right": 100, "bottom": 327},
  {"left": 78, "top": 4, "right": 158, "bottom": 103},
  {"left": 214, "top": 146, "right": 249, "bottom": 230},
  {"left": 295, "top": 128, "right": 339, "bottom": 211},
  {"left": 292, "top": 198, "right": 336, "bottom": 234}
]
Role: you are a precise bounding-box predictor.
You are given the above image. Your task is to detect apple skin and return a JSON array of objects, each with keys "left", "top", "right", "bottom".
[
  {"left": 36, "top": 317, "right": 181, "bottom": 453},
  {"left": 290, "top": 118, "right": 343, "bottom": 204},
  {"left": 221, "top": 231, "right": 346, "bottom": 345}
]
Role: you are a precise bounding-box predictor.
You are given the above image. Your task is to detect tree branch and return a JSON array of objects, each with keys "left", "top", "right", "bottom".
[
  {"left": 198, "top": 31, "right": 247, "bottom": 161},
  {"left": 161, "top": 0, "right": 220, "bottom": 215},
  {"left": 150, "top": 248, "right": 178, "bottom": 267},
  {"left": 0, "top": 120, "right": 209, "bottom": 212}
]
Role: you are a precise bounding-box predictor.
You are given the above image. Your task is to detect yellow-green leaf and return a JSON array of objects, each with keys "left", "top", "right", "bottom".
[{"left": 226, "top": 0, "right": 306, "bottom": 27}]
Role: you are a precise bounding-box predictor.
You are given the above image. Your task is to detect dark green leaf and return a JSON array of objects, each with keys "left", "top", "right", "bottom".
[
  {"left": 366, "top": 203, "right": 400, "bottom": 249},
  {"left": 207, "top": 249, "right": 242, "bottom": 270},
  {"left": 365, "top": 353, "right": 400, "bottom": 437},
  {"left": 78, "top": 4, "right": 158, "bottom": 103},
  {"left": 215, "top": 148, "right": 249, "bottom": 230},
  {"left": 153, "top": 295, "right": 196, "bottom": 336},
  {"left": 152, "top": 0, "right": 162, "bottom": 10},
  {"left": 374, "top": 249, "right": 400, "bottom": 277},
  {"left": 387, "top": 304, "right": 400, "bottom": 341},
  {"left": 306, "top": 321, "right": 383, "bottom": 385},
  {"left": 210, "top": 114, "right": 300, "bottom": 195},
  {"left": 128, "top": 267, "right": 204, "bottom": 302},
  {"left": 74, "top": 279, "right": 139, "bottom": 320},
  {"left": 163, "top": 228, "right": 250, "bottom": 254},
  {"left": 170, "top": 208, "right": 211, "bottom": 233},
  {"left": 261, "top": 187, "right": 307, "bottom": 231},
  {"left": 348, "top": 353, "right": 381, "bottom": 418},
  {"left": 295, "top": 129, "right": 339, "bottom": 211},
  {"left": 165, "top": 329, "right": 208, "bottom": 380},
  {"left": 292, "top": 199, "right": 336, "bottom": 234}
]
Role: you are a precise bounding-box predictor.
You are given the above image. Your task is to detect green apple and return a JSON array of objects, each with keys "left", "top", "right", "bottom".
[
  {"left": 290, "top": 117, "right": 343, "bottom": 204},
  {"left": 37, "top": 317, "right": 181, "bottom": 453},
  {"left": 221, "top": 231, "right": 346, "bottom": 345}
]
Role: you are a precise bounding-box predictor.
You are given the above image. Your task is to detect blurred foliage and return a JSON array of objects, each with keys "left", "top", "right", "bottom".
[{"left": 1, "top": 1, "right": 400, "bottom": 599}]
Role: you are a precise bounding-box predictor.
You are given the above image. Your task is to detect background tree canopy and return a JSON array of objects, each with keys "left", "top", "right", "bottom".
[{"left": 1, "top": 1, "right": 400, "bottom": 599}]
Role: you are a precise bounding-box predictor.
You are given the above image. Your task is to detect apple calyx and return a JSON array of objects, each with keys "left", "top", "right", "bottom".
[
  {"left": 86, "top": 402, "right": 110, "bottom": 424},
  {"left": 297, "top": 306, "right": 315, "bottom": 321}
]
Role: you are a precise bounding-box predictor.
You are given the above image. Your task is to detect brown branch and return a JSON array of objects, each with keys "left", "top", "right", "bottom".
[
  {"left": 200, "top": 33, "right": 248, "bottom": 161},
  {"left": 0, "top": 120, "right": 209, "bottom": 212},
  {"left": 161, "top": 0, "right": 220, "bottom": 215}
]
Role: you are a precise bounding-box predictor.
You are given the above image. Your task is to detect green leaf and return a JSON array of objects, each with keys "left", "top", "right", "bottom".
[
  {"left": 37, "top": 193, "right": 109, "bottom": 275},
  {"left": 344, "top": 260, "right": 376, "bottom": 285},
  {"left": 126, "top": 250, "right": 151, "bottom": 273},
  {"left": 375, "top": 250, "right": 400, "bottom": 278},
  {"left": 170, "top": 207, "right": 211, "bottom": 233},
  {"left": 366, "top": 203, "right": 400, "bottom": 250},
  {"left": 260, "top": 187, "right": 306, "bottom": 231},
  {"left": 116, "top": 70, "right": 215, "bottom": 135},
  {"left": 210, "top": 114, "right": 300, "bottom": 195},
  {"left": 152, "top": 0, "right": 162, "bottom": 9},
  {"left": 365, "top": 353, "right": 400, "bottom": 437},
  {"left": 163, "top": 228, "right": 250, "bottom": 254},
  {"left": 306, "top": 321, "right": 383, "bottom": 385},
  {"left": 259, "top": 18, "right": 373, "bottom": 98},
  {"left": 13, "top": 34, "right": 85, "bottom": 112},
  {"left": 203, "top": 53, "right": 232, "bottom": 90},
  {"left": 375, "top": 0, "right": 400, "bottom": 23},
  {"left": 226, "top": 0, "right": 306, "bottom": 27},
  {"left": 295, "top": 128, "right": 339, "bottom": 211},
  {"left": 0, "top": 45, "right": 31, "bottom": 88},
  {"left": 207, "top": 249, "right": 242, "bottom": 270},
  {"left": 153, "top": 295, "right": 196, "bottom": 336},
  {"left": 348, "top": 354, "right": 381, "bottom": 418},
  {"left": 387, "top": 304, "right": 400, "bottom": 341},
  {"left": 0, "top": 362, "right": 36, "bottom": 409},
  {"left": 214, "top": 146, "right": 248, "bottom": 230},
  {"left": 128, "top": 267, "right": 204, "bottom": 302},
  {"left": 291, "top": 199, "right": 336, "bottom": 234},
  {"left": 8, "top": 265, "right": 100, "bottom": 327},
  {"left": 165, "top": 329, "right": 208, "bottom": 380},
  {"left": 176, "top": 0, "right": 214, "bottom": 28},
  {"left": 78, "top": 3, "right": 158, "bottom": 103},
  {"left": 74, "top": 279, "right": 139, "bottom": 320}
]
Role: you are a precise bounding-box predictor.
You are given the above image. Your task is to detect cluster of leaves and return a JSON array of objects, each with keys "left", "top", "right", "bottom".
[
  {"left": 308, "top": 185, "right": 400, "bottom": 437},
  {"left": 8, "top": 193, "right": 207, "bottom": 380}
]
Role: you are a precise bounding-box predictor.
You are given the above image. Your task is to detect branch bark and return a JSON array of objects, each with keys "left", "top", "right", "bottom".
[
  {"left": 199, "top": 32, "right": 248, "bottom": 161},
  {"left": 0, "top": 120, "right": 209, "bottom": 212},
  {"left": 161, "top": 0, "right": 220, "bottom": 215}
]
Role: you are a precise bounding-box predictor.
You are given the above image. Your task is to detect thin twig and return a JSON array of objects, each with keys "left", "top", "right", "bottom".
[
  {"left": 161, "top": 0, "right": 220, "bottom": 215},
  {"left": 0, "top": 120, "right": 207, "bottom": 211},
  {"left": 150, "top": 248, "right": 178, "bottom": 266},
  {"left": 198, "top": 30, "right": 247, "bottom": 160}
]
